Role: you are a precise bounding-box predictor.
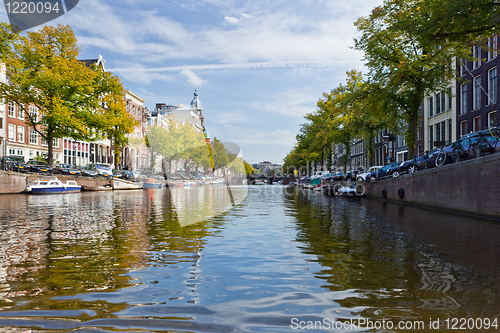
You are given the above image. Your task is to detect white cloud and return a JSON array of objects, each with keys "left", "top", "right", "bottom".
[
  {"left": 180, "top": 69, "right": 206, "bottom": 86},
  {"left": 224, "top": 16, "right": 240, "bottom": 24}
]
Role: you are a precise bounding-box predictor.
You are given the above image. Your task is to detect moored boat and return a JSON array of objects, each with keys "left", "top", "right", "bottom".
[
  {"left": 112, "top": 179, "right": 143, "bottom": 190},
  {"left": 82, "top": 184, "right": 113, "bottom": 191},
  {"left": 335, "top": 185, "right": 364, "bottom": 197},
  {"left": 143, "top": 182, "right": 163, "bottom": 189},
  {"left": 27, "top": 177, "right": 81, "bottom": 194}
]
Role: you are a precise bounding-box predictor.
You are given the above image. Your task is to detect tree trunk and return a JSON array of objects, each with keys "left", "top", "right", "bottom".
[{"left": 47, "top": 132, "right": 53, "bottom": 167}]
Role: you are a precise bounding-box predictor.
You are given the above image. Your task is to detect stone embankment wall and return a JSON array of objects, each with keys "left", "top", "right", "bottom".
[
  {"left": 363, "top": 152, "right": 500, "bottom": 219},
  {"left": 0, "top": 171, "right": 111, "bottom": 194}
]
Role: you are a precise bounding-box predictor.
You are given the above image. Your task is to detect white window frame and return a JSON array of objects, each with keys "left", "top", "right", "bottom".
[
  {"left": 473, "top": 46, "right": 482, "bottom": 69},
  {"left": 473, "top": 75, "right": 481, "bottom": 110},
  {"left": 29, "top": 106, "right": 38, "bottom": 121},
  {"left": 488, "top": 67, "right": 497, "bottom": 105},
  {"left": 488, "top": 110, "right": 497, "bottom": 127},
  {"left": 8, "top": 102, "right": 15, "bottom": 118},
  {"left": 17, "top": 125, "right": 24, "bottom": 143},
  {"left": 8, "top": 124, "right": 15, "bottom": 141},
  {"left": 29, "top": 129, "right": 38, "bottom": 145},
  {"left": 460, "top": 83, "right": 467, "bottom": 115},
  {"left": 17, "top": 103, "right": 24, "bottom": 120},
  {"left": 488, "top": 36, "right": 498, "bottom": 62},
  {"left": 53, "top": 138, "right": 59, "bottom": 148}
]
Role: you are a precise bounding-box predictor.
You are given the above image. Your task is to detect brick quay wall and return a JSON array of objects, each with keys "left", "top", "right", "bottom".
[
  {"left": 0, "top": 171, "right": 112, "bottom": 194},
  {"left": 362, "top": 152, "right": 500, "bottom": 219}
]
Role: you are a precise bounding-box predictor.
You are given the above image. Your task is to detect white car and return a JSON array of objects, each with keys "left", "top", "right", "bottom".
[{"left": 357, "top": 166, "right": 383, "bottom": 181}]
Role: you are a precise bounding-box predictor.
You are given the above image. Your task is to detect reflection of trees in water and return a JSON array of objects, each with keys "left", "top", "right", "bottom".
[{"left": 282, "top": 189, "right": 478, "bottom": 321}]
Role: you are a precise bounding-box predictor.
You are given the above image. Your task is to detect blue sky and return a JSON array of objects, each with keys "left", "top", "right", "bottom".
[{"left": 1, "top": 0, "right": 381, "bottom": 164}]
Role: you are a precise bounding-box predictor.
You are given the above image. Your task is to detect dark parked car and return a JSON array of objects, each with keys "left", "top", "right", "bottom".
[
  {"left": 438, "top": 129, "right": 500, "bottom": 163},
  {"left": 1, "top": 155, "right": 25, "bottom": 172},
  {"left": 346, "top": 170, "right": 361, "bottom": 180},
  {"left": 121, "top": 170, "right": 136, "bottom": 180},
  {"left": 366, "top": 162, "right": 401, "bottom": 180},
  {"left": 79, "top": 166, "right": 98, "bottom": 177},
  {"left": 53, "top": 163, "right": 81, "bottom": 176},
  {"left": 23, "top": 160, "right": 52, "bottom": 174}
]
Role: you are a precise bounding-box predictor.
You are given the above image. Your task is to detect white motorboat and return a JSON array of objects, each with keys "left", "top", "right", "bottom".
[
  {"left": 112, "top": 179, "right": 143, "bottom": 190},
  {"left": 26, "top": 177, "right": 81, "bottom": 194}
]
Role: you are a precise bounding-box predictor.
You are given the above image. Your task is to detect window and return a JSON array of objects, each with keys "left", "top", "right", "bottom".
[
  {"left": 488, "top": 36, "right": 498, "bottom": 61},
  {"left": 0, "top": 116, "right": 2, "bottom": 129},
  {"left": 29, "top": 129, "right": 38, "bottom": 144},
  {"left": 41, "top": 138, "right": 47, "bottom": 147},
  {"left": 460, "top": 120, "right": 467, "bottom": 137},
  {"left": 473, "top": 46, "right": 481, "bottom": 69},
  {"left": 435, "top": 123, "right": 441, "bottom": 142},
  {"left": 53, "top": 138, "right": 59, "bottom": 148},
  {"left": 448, "top": 119, "right": 452, "bottom": 143},
  {"left": 429, "top": 125, "right": 434, "bottom": 148},
  {"left": 435, "top": 93, "right": 441, "bottom": 114},
  {"left": 473, "top": 76, "right": 481, "bottom": 110},
  {"left": 460, "top": 83, "right": 467, "bottom": 114},
  {"left": 460, "top": 59, "right": 467, "bottom": 76},
  {"left": 8, "top": 102, "right": 14, "bottom": 117},
  {"left": 17, "top": 126, "right": 24, "bottom": 143},
  {"left": 8, "top": 124, "right": 15, "bottom": 141},
  {"left": 441, "top": 121, "right": 446, "bottom": 143},
  {"left": 448, "top": 87, "right": 452, "bottom": 110},
  {"left": 488, "top": 111, "right": 497, "bottom": 127},
  {"left": 17, "top": 104, "right": 24, "bottom": 119},
  {"left": 29, "top": 106, "right": 38, "bottom": 121},
  {"left": 429, "top": 96, "right": 434, "bottom": 117},
  {"left": 488, "top": 67, "right": 497, "bottom": 105},
  {"left": 473, "top": 116, "right": 481, "bottom": 132}
]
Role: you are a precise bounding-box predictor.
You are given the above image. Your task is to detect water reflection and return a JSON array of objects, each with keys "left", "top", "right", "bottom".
[{"left": 0, "top": 186, "right": 499, "bottom": 332}]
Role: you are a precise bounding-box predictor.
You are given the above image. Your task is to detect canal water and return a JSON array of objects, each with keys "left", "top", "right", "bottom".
[{"left": 0, "top": 185, "right": 500, "bottom": 332}]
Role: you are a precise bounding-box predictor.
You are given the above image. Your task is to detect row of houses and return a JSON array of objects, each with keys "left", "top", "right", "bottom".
[
  {"left": 0, "top": 55, "right": 206, "bottom": 173},
  {"left": 331, "top": 38, "right": 499, "bottom": 172}
]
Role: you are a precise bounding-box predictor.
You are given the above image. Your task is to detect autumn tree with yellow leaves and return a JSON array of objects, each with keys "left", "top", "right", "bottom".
[{"left": 0, "top": 24, "right": 134, "bottom": 166}]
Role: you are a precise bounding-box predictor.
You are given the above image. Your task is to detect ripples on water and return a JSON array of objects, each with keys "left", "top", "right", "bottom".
[{"left": 0, "top": 186, "right": 499, "bottom": 332}]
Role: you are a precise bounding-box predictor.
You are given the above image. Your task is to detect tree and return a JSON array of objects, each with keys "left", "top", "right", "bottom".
[
  {"left": 354, "top": 2, "right": 458, "bottom": 158},
  {"left": 401, "top": 0, "right": 500, "bottom": 44},
  {"left": 211, "top": 137, "right": 229, "bottom": 171},
  {"left": 0, "top": 25, "right": 126, "bottom": 166},
  {"left": 98, "top": 79, "right": 137, "bottom": 170}
]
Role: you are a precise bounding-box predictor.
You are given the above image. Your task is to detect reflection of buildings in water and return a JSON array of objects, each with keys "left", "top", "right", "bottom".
[
  {"left": 0, "top": 196, "right": 46, "bottom": 303},
  {"left": 418, "top": 253, "right": 461, "bottom": 310},
  {"left": 170, "top": 186, "right": 248, "bottom": 227}
]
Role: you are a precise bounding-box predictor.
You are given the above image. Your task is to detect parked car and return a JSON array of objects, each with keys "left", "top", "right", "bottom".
[
  {"left": 53, "top": 163, "right": 81, "bottom": 176},
  {"left": 23, "top": 160, "right": 52, "bottom": 174},
  {"left": 121, "top": 170, "right": 136, "bottom": 180},
  {"left": 332, "top": 172, "right": 344, "bottom": 180},
  {"left": 346, "top": 169, "right": 361, "bottom": 180},
  {"left": 92, "top": 164, "right": 113, "bottom": 178},
  {"left": 357, "top": 166, "right": 383, "bottom": 181},
  {"left": 366, "top": 162, "right": 401, "bottom": 181},
  {"left": 437, "top": 129, "right": 500, "bottom": 163},
  {"left": 1, "top": 155, "right": 25, "bottom": 172},
  {"left": 79, "top": 165, "right": 98, "bottom": 178}
]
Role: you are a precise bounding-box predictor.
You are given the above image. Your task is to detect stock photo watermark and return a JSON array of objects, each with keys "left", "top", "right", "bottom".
[{"left": 3, "top": 0, "right": 79, "bottom": 31}]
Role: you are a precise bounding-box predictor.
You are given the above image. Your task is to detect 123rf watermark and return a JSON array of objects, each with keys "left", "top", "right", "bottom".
[
  {"left": 3, "top": 0, "right": 79, "bottom": 31},
  {"left": 291, "top": 317, "right": 499, "bottom": 330}
]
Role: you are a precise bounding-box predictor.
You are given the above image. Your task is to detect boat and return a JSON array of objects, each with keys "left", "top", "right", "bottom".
[
  {"left": 335, "top": 185, "right": 364, "bottom": 197},
  {"left": 82, "top": 184, "right": 113, "bottom": 191},
  {"left": 26, "top": 177, "right": 81, "bottom": 194},
  {"left": 143, "top": 182, "right": 163, "bottom": 189},
  {"left": 166, "top": 181, "right": 185, "bottom": 187},
  {"left": 112, "top": 179, "right": 143, "bottom": 190},
  {"left": 254, "top": 179, "right": 267, "bottom": 185}
]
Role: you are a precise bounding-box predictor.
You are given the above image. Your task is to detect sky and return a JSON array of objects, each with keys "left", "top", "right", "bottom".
[{"left": 0, "top": 0, "right": 382, "bottom": 165}]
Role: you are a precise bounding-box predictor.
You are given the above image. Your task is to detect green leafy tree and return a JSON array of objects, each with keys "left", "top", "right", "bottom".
[
  {"left": 211, "top": 137, "right": 229, "bottom": 171},
  {"left": 0, "top": 25, "right": 126, "bottom": 166},
  {"left": 354, "top": 2, "right": 458, "bottom": 158}
]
